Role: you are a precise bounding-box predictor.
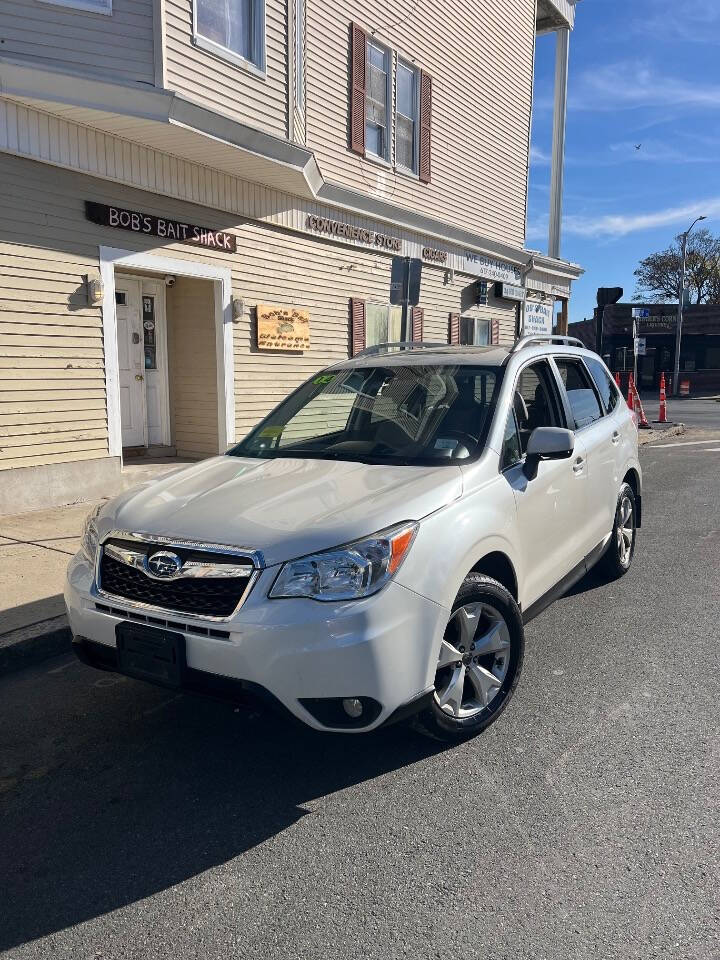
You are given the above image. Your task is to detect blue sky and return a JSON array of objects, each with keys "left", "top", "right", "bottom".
[{"left": 528, "top": 0, "right": 720, "bottom": 323}]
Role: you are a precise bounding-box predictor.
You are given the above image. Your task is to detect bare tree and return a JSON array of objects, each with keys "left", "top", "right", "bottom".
[{"left": 633, "top": 229, "right": 720, "bottom": 304}]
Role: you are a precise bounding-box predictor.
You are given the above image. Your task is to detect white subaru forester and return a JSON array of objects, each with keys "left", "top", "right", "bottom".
[{"left": 66, "top": 336, "right": 641, "bottom": 741}]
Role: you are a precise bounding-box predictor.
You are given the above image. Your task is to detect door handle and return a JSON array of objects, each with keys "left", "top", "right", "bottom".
[
  {"left": 134, "top": 374, "right": 144, "bottom": 382},
  {"left": 611, "top": 431, "right": 621, "bottom": 445},
  {"left": 572, "top": 456, "right": 585, "bottom": 475}
]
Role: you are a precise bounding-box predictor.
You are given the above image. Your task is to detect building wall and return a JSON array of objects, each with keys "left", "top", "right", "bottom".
[
  {"left": 306, "top": 0, "right": 536, "bottom": 248},
  {"left": 0, "top": 153, "right": 517, "bottom": 479},
  {"left": 0, "top": 0, "right": 155, "bottom": 85},
  {"left": 166, "top": 276, "right": 219, "bottom": 457},
  {"left": 164, "top": 0, "right": 289, "bottom": 137}
]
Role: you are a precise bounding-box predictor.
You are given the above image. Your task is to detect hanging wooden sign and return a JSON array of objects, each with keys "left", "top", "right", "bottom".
[{"left": 257, "top": 304, "right": 311, "bottom": 351}]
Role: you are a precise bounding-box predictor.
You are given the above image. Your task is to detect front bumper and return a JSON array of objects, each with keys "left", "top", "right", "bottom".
[{"left": 65, "top": 552, "right": 447, "bottom": 732}]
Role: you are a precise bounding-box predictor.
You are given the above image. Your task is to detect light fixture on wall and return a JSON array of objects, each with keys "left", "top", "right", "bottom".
[
  {"left": 232, "top": 297, "right": 244, "bottom": 321},
  {"left": 86, "top": 274, "right": 104, "bottom": 306}
]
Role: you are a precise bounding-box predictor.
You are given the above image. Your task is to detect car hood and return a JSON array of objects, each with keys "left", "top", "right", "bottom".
[{"left": 104, "top": 455, "right": 463, "bottom": 565}]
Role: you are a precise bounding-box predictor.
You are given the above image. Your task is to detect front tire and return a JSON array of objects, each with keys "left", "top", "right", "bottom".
[
  {"left": 417, "top": 574, "right": 524, "bottom": 741},
  {"left": 599, "top": 482, "right": 637, "bottom": 580}
]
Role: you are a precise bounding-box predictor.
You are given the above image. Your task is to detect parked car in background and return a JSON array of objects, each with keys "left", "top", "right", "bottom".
[{"left": 66, "top": 335, "right": 641, "bottom": 740}]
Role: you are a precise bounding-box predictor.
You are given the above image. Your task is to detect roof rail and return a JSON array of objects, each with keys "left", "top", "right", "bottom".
[
  {"left": 510, "top": 334, "right": 586, "bottom": 353},
  {"left": 353, "top": 341, "right": 449, "bottom": 358}
]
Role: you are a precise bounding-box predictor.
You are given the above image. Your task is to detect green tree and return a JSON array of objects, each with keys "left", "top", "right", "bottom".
[{"left": 633, "top": 229, "right": 720, "bottom": 304}]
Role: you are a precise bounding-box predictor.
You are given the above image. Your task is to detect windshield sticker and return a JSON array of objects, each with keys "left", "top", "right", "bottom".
[
  {"left": 259, "top": 426, "right": 284, "bottom": 438},
  {"left": 434, "top": 438, "right": 457, "bottom": 450},
  {"left": 313, "top": 374, "right": 337, "bottom": 385}
]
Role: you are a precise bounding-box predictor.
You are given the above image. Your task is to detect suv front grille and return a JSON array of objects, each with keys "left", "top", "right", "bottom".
[{"left": 97, "top": 537, "right": 256, "bottom": 619}]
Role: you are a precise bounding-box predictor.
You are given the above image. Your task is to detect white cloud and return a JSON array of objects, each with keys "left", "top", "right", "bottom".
[
  {"left": 563, "top": 199, "right": 720, "bottom": 239},
  {"left": 632, "top": 0, "right": 720, "bottom": 46},
  {"left": 570, "top": 61, "right": 720, "bottom": 112},
  {"left": 530, "top": 144, "right": 551, "bottom": 165}
]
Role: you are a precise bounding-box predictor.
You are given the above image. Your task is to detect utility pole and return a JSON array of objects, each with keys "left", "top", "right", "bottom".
[{"left": 673, "top": 215, "right": 706, "bottom": 396}]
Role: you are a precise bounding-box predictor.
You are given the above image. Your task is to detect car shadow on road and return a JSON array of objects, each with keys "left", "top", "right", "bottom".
[{"left": 0, "top": 659, "right": 446, "bottom": 951}]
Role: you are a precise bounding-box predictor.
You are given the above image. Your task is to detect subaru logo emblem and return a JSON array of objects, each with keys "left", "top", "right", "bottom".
[{"left": 146, "top": 550, "right": 182, "bottom": 579}]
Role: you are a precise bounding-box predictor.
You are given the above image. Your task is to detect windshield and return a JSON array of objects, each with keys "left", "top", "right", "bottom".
[{"left": 228, "top": 363, "right": 501, "bottom": 465}]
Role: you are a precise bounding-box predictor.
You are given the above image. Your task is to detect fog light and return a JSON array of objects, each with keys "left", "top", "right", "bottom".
[{"left": 342, "top": 697, "right": 363, "bottom": 719}]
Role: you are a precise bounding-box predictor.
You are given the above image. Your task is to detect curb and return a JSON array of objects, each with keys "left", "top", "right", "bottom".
[
  {"left": 0, "top": 618, "right": 72, "bottom": 677},
  {"left": 638, "top": 423, "right": 685, "bottom": 446}
]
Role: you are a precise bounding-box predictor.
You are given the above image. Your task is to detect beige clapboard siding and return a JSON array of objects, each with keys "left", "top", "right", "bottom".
[
  {"left": 0, "top": 0, "right": 154, "bottom": 85},
  {"left": 166, "top": 275, "right": 219, "bottom": 457},
  {"left": 0, "top": 154, "right": 518, "bottom": 469},
  {"left": 306, "top": 0, "right": 535, "bottom": 247},
  {"left": 164, "top": 0, "right": 288, "bottom": 138}
]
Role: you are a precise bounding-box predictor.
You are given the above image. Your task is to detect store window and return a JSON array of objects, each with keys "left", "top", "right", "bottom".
[
  {"left": 396, "top": 61, "right": 419, "bottom": 173},
  {"left": 194, "top": 0, "right": 266, "bottom": 72},
  {"left": 143, "top": 296, "right": 157, "bottom": 370},
  {"left": 365, "top": 41, "right": 391, "bottom": 161},
  {"left": 366, "top": 302, "right": 402, "bottom": 347},
  {"left": 460, "top": 316, "right": 490, "bottom": 346},
  {"left": 705, "top": 346, "right": 720, "bottom": 369}
]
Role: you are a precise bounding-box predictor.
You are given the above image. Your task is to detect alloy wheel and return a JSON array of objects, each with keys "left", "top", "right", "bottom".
[
  {"left": 617, "top": 495, "right": 634, "bottom": 567},
  {"left": 434, "top": 602, "right": 511, "bottom": 719}
]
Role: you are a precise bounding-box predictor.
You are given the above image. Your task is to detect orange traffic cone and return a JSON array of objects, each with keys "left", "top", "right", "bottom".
[
  {"left": 657, "top": 372, "right": 668, "bottom": 424},
  {"left": 632, "top": 379, "right": 651, "bottom": 429},
  {"left": 614, "top": 372, "right": 621, "bottom": 389},
  {"left": 627, "top": 374, "right": 635, "bottom": 412}
]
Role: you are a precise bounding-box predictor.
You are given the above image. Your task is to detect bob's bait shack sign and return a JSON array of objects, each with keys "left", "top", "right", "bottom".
[{"left": 85, "top": 201, "right": 237, "bottom": 252}]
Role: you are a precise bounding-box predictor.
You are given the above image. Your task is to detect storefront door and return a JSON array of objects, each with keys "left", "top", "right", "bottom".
[{"left": 116, "top": 275, "right": 170, "bottom": 449}]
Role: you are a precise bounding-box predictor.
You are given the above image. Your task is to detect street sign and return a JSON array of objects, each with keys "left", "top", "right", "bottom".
[
  {"left": 634, "top": 337, "right": 646, "bottom": 356},
  {"left": 632, "top": 307, "right": 650, "bottom": 319}
]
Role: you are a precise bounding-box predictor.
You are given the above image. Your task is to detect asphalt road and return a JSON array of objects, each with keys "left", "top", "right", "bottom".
[
  {"left": 2, "top": 434, "right": 719, "bottom": 959},
  {"left": 639, "top": 395, "right": 720, "bottom": 430}
]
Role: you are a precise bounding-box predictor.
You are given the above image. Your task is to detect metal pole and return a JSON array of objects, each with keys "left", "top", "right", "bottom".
[
  {"left": 548, "top": 28, "right": 570, "bottom": 260},
  {"left": 673, "top": 232, "right": 687, "bottom": 397}
]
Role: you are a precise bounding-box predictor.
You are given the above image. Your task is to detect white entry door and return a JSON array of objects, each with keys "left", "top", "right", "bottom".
[
  {"left": 116, "top": 275, "right": 170, "bottom": 449},
  {"left": 116, "top": 278, "right": 146, "bottom": 448}
]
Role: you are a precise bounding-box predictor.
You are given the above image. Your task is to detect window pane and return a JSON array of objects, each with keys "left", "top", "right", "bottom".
[
  {"left": 396, "top": 64, "right": 415, "bottom": 118},
  {"left": 142, "top": 296, "right": 157, "bottom": 370},
  {"left": 459, "top": 317, "right": 489, "bottom": 345},
  {"left": 501, "top": 410, "right": 522, "bottom": 469},
  {"left": 514, "top": 362, "right": 561, "bottom": 452},
  {"left": 365, "top": 42, "right": 388, "bottom": 158},
  {"left": 584, "top": 356, "right": 618, "bottom": 413},
  {"left": 555, "top": 359, "right": 603, "bottom": 428},
  {"left": 396, "top": 114, "right": 414, "bottom": 169},
  {"left": 197, "top": 0, "right": 254, "bottom": 61},
  {"left": 365, "top": 303, "right": 389, "bottom": 347}
]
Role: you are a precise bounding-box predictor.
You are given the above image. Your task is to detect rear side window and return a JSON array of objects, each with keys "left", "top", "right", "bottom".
[
  {"left": 584, "top": 356, "right": 619, "bottom": 413},
  {"left": 555, "top": 358, "right": 603, "bottom": 429}
]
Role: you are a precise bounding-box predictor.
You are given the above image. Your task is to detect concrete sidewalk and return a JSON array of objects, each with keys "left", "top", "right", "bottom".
[{"left": 0, "top": 499, "right": 103, "bottom": 673}]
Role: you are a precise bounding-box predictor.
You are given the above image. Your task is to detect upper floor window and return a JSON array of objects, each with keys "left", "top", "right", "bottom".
[
  {"left": 365, "top": 41, "right": 391, "bottom": 163},
  {"left": 40, "top": 0, "right": 111, "bottom": 13},
  {"left": 396, "top": 61, "right": 419, "bottom": 173},
  {"left": 350, "top": 23, "right": 432, "bottom": 183},
  {"left": 194, "top": 0, "right": 266, "bottom": 73}
]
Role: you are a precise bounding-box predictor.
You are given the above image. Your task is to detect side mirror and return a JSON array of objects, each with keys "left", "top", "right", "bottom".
[{"left": 523, "top": 427, "right": 575, "bottom": 480}]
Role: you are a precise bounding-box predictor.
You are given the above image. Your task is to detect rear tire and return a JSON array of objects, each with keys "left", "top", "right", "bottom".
[
  {"left": 598, "top": 482, "right": 637, "bottom": 580},
  {"left": 416, "top": 574, "right": 524, "bottom": 742}
]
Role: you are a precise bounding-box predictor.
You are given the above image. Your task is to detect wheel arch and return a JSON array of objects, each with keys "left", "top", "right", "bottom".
[
  {"left": 622, "top": 467, "right": 642, "bottom": 527},
  {"left": 470, "top": 551, "right": 519, "bottom": 602}
]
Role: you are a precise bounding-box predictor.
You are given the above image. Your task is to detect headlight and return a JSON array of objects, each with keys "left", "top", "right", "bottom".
[
  {"left": 269, "top": 522, "right": 418, "bottom": 602},
  {"left": 80, "top": 505, "right": 102, "bottom": 564}
]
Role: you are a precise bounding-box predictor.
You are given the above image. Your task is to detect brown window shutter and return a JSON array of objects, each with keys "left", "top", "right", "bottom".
[
  {"left": 350, "top": 298, "right": 366, "bottom": 355},
  {"left": 449, "top": 312, "right": 460, "bottom": 345},
  {"left": 490, "top": 319, "right": 500, "bottom": 345},
  {"left": 419, "top": 71, "right": 432, "bottom": 183},
  {"left": 349, "top": 24, "right": 367, "bottom": 155},
  {"left": 411, "top": 306, "right": 424, "bottom": 342}
]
